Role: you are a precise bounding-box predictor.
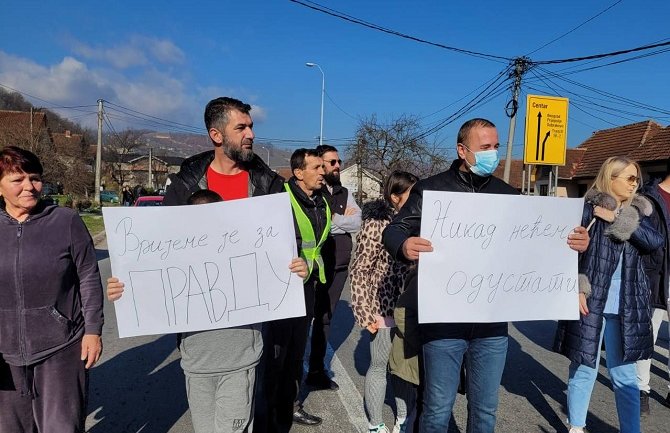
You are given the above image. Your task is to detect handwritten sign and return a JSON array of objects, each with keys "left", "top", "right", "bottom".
[
  {"left": 418, "top": 191, "right": 583, "bottom": 323},
  {"left": 102, "top": 193, "right": 304, "bottom": 337}
]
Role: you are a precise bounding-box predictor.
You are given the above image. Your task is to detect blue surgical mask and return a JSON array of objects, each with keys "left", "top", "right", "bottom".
[{"left": 464, "top": 146, "right": 499, "bottom": 177}]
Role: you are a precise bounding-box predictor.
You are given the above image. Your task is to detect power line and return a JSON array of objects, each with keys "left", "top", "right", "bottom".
[
  {"left": 103, "top": 100, "right": 203, "bottom": 133},
  {"left": 418, "top": 66, "right": 513, "bottom": 121},
  {"left": 325, "top": 90, "right": 359, "bottom": 121},
  {"left": 412, "top": 66, "right": 513, "bottom": 141},
  {"left": 544, "top": 46, "right": 670, "bottom": 75},
  {"left": 288, "top": 0, "right": 511, "bottom": 63},
  {"left": 525, "top": 0, "right": 623, "bottom": 56},
  {"left": 534, "top": 39, "right": 670, "bottom": 65},
  {"left": 0, "top": 82, "right": 98, "bottom": 113},
  {"left": 534, "top": 66, "right": 670, "bottom": 117}
]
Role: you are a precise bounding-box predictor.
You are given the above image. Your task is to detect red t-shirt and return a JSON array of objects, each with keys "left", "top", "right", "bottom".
[{"left": 206, "top": 166, "right": 249, "bottom": 201}]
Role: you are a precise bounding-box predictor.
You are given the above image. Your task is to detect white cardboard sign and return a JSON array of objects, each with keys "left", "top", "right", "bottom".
[
  {"left": 418, "top": 191, "right": 583, "bottom": 323},
  {"left": 102, "top": 193, "right": 304, "bottom": 337}
]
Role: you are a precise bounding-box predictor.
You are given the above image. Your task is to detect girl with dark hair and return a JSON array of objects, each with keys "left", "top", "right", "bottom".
[{"left": 350, "top": 170, "right": 419, "bottom": 433}]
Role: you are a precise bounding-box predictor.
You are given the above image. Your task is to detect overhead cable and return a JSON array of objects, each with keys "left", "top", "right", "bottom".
[
  {"left": 288, "top": 0, "right": 512, "bottom": 63},
  {"left": 525, "top": 0, "right": 622, "bottom": 56},
  {"left": 534, "top": 39, "right": 670, "bottom": 65}
]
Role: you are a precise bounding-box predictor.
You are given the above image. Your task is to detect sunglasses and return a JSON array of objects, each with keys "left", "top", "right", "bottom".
[
  {"left": 324, "top": 159, "right": 342, "bottom": 167},
  {"left": 614, "top": 175, "right": 639, "bottom": 185}
]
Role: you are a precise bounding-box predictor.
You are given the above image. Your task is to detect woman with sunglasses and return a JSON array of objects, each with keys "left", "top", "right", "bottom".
[{"left": 554, "top": 156, "right": 663, "bottom": 433}]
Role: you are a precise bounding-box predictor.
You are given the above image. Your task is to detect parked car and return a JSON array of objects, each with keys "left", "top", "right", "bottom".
[
  {"left": 134, "top": 195, "right": 164, "bottom": 206},
  {"left": 100, "top": 190, "right": 120, "bottom": 203}
]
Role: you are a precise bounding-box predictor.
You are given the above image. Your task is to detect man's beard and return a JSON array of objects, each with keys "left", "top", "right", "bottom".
[
  {"left": 222, "top": 137, "right": 254, "bottom": 163},
  {"left": 323, "top": 170, "right": 341, "bottom": 186}
]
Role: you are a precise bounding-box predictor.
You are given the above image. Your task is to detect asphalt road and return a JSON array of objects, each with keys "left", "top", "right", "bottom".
[{"left": 87, "top": 238, "right": 670, "bottom": 433}]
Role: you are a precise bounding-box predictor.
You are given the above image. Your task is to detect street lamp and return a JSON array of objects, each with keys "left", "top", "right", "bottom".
[
  {"left": 305, "top": 62, "right": 325, "bottom": 147},
  {"left": 259, "top": 145, "right": 270, "bottom": 168}
]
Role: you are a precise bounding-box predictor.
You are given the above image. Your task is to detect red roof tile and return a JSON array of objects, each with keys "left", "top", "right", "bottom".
[
  {"left": 573, "top": 120, "right": 662, "bottom": 178},
  {"left": 0, "top": 110, "right": 49, "bottom": 146},
  {"left": 51, "top": 131, "right": 84, "bottom": 151},
  {"left": 557, "top": 148, "right": 587, "bottom": 179},
  {"left": 494, "top": 159, "right": 525, "bottom": 189},
  {"left": 628, "top": 126, "right": 670, "bottom": 162}
]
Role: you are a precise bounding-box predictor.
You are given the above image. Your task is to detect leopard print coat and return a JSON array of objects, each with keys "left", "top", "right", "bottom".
[{"left": 349, "top": 199, "right": 412, "bottom": 328}]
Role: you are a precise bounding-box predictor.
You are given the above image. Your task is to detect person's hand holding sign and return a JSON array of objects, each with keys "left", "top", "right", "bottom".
[{"left": 401, "top": 236, "right": 433, "bottom": 261}]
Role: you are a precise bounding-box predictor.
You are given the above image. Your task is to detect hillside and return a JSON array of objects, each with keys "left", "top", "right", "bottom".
[{"left": 0, "top": 88, "right": 293, "bottom": 167}]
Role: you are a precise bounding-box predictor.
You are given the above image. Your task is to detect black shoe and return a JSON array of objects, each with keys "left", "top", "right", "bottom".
[
  {"left": 292, "top": 408, "right": 322, "bottom": 426},
  {"left": 305, "top": 371, "right": 339, "bottom": 391},
  {"left": 662, "top": 392, "right": 670, "bottom": 409},
  {"left": 640, "top": 391, "right": 650, "bottom": 415}
]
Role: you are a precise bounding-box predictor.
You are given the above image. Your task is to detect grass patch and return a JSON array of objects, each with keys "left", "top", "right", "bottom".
[{"left": 81, "top": 214, "right": 105, "bottom": 236}]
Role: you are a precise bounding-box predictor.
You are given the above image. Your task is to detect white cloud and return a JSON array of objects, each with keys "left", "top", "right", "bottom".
[
  {"left": 70, "top": 36, "right": 185, "bottom": 70},
  {"left": 0, "top": 50, "right": 267, "bottom": 132},
  {"left": 250, "top": 104, "right": 267, "bottom": 123}
]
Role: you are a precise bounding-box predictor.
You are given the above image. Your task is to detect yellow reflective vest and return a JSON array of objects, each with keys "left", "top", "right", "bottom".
[{"left": 284, "top": 183, "right": 331, "bottom": 283}]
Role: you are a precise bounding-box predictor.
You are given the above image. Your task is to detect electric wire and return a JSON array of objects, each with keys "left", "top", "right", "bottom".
[
  {"left": 534, "top": 39, "right": 670, "bottom": 65},
  {"left": 288, "top": 0, "right": 511, "bottom": 63},
  {"left": 525, "top": 0, "right": 623, "bottom": 56},
  {"left": 103, "top": 100, "right": 203, "bottom": 133},
  {"left": 529, "top": 69, "right": 652, "bottom": 121},
  {"left": 534, "top": 66, "right": 670, "bottom": 117}
]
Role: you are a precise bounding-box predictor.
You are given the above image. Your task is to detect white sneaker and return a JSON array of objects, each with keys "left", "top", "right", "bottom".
[
  {"left": 569, "top": 427, "right": 584, "bottom": 433},
  {"left": 369, "top": 423, "right": 390, "bottom": 433}
]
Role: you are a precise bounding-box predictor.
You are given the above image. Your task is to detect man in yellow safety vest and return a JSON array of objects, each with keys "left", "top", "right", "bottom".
[{"left": 260, "top": 148, "right": 333, "bottom": 431}]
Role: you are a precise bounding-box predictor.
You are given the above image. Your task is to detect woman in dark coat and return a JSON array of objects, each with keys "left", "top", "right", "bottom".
[
  {"left": 556, "top": 156, "right": 662, "bottom": 433},
  {"left": 0, "top": 146, "right": 104, "bottom": 432},
  {"left": 350, "top": 171, "right": 418, "bottom": 433}
]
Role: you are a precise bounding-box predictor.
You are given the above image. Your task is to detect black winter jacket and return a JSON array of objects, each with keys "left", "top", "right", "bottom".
[
  {"left": 164, "top": 150, "right": 284, "bottom": 206},
  {"left": 286, "top": 177, "right": 331, "bottom": 266},
  {"left": 0, "top": 202, "right": 104, "bottom": 366},
  {"left": 639, "top": 179, "right": 670, "bottom": 309},
  {"left": 554, "top": 191, "right": 663, "bottom": 368},
  {"left": 382, "top": 159, "right": 518, "bottom": 342}
]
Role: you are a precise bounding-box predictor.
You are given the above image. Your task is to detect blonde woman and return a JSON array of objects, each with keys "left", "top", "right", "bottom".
[{"left": 555, "top": 156, "right": 663, "bottom": 433}]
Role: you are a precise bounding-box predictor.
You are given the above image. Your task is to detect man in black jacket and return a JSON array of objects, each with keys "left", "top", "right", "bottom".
[
  {"left": 260, "top": 148, "right": 330, "bottom": 431},
  {"left": 159, "top": 97, "right": 305, "bottom": 433},
  {"left": 307, "top": 144, "right": 361, "bottom": 391},
  {"left": 637, "top": 174, "right": 670, "bottom": 413},
  {"left": 382, "top": 118, "right": 590, "bottom": 433}
]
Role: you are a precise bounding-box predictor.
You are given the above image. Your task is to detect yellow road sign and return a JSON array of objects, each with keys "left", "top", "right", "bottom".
[{"left": 524, "top": 95, "right": 569, "bottom": 165}]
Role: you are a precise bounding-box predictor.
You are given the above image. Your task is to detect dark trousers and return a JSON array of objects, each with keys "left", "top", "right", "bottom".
[
  {"left": 309, "top": 268, "right": 348, "bottom": 374},
  {"left": 0, "top": 341, "right": 88, "bottom": 433},
  {"left": 256, "top": 278, "right": 316, "bottom": 432}
]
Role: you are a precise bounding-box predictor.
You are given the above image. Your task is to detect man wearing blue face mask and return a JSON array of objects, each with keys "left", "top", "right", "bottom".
[{"left": 382, "top": 118, "right": 590, "bottom": 433}]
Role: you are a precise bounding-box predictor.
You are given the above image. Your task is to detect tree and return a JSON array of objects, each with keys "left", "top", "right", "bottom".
[
  {"left": 348, "top": 114, "right": 449, "bottom": 191},
  {"left": 104, "top": 129, "right": 147, "bottom": 188}
]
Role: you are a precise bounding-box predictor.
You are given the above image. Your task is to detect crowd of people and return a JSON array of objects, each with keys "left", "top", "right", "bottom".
[{"left": 0, "top": 96, "right": 668, "bottom": 433}]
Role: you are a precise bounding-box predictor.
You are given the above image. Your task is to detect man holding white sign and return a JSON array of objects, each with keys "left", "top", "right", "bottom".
[
  {"left": 382, "top": 118, "right": 590, "bottom": 433},
  {"left": 107, "top": 97, "right": 307, "bottom": 433}
]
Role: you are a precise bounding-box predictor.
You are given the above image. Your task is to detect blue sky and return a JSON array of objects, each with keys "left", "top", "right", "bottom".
[{"left": 1, "top": 0, "right": 668, "bottom": 160}]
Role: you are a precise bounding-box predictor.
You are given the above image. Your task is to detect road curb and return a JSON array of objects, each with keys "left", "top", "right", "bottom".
[{"left": 92, "top": 230, "right": 106, "bottom": 246}]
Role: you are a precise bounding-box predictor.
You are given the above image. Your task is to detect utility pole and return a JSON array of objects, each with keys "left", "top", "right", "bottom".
[
  {"left": 356, "top": 138, "right": 364, "bottom": 203},
  {"left": 94, "top": 99, "right": 103, "bottom": 205},
  {"left": 503, "top": 57, "right": 530, "bottom": 184},
  {"left": 148, "top": 147, "right": 153, "bottom": 190},
  {"left": 30, "top": 107, "right": 34, "bottom": 150}
]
